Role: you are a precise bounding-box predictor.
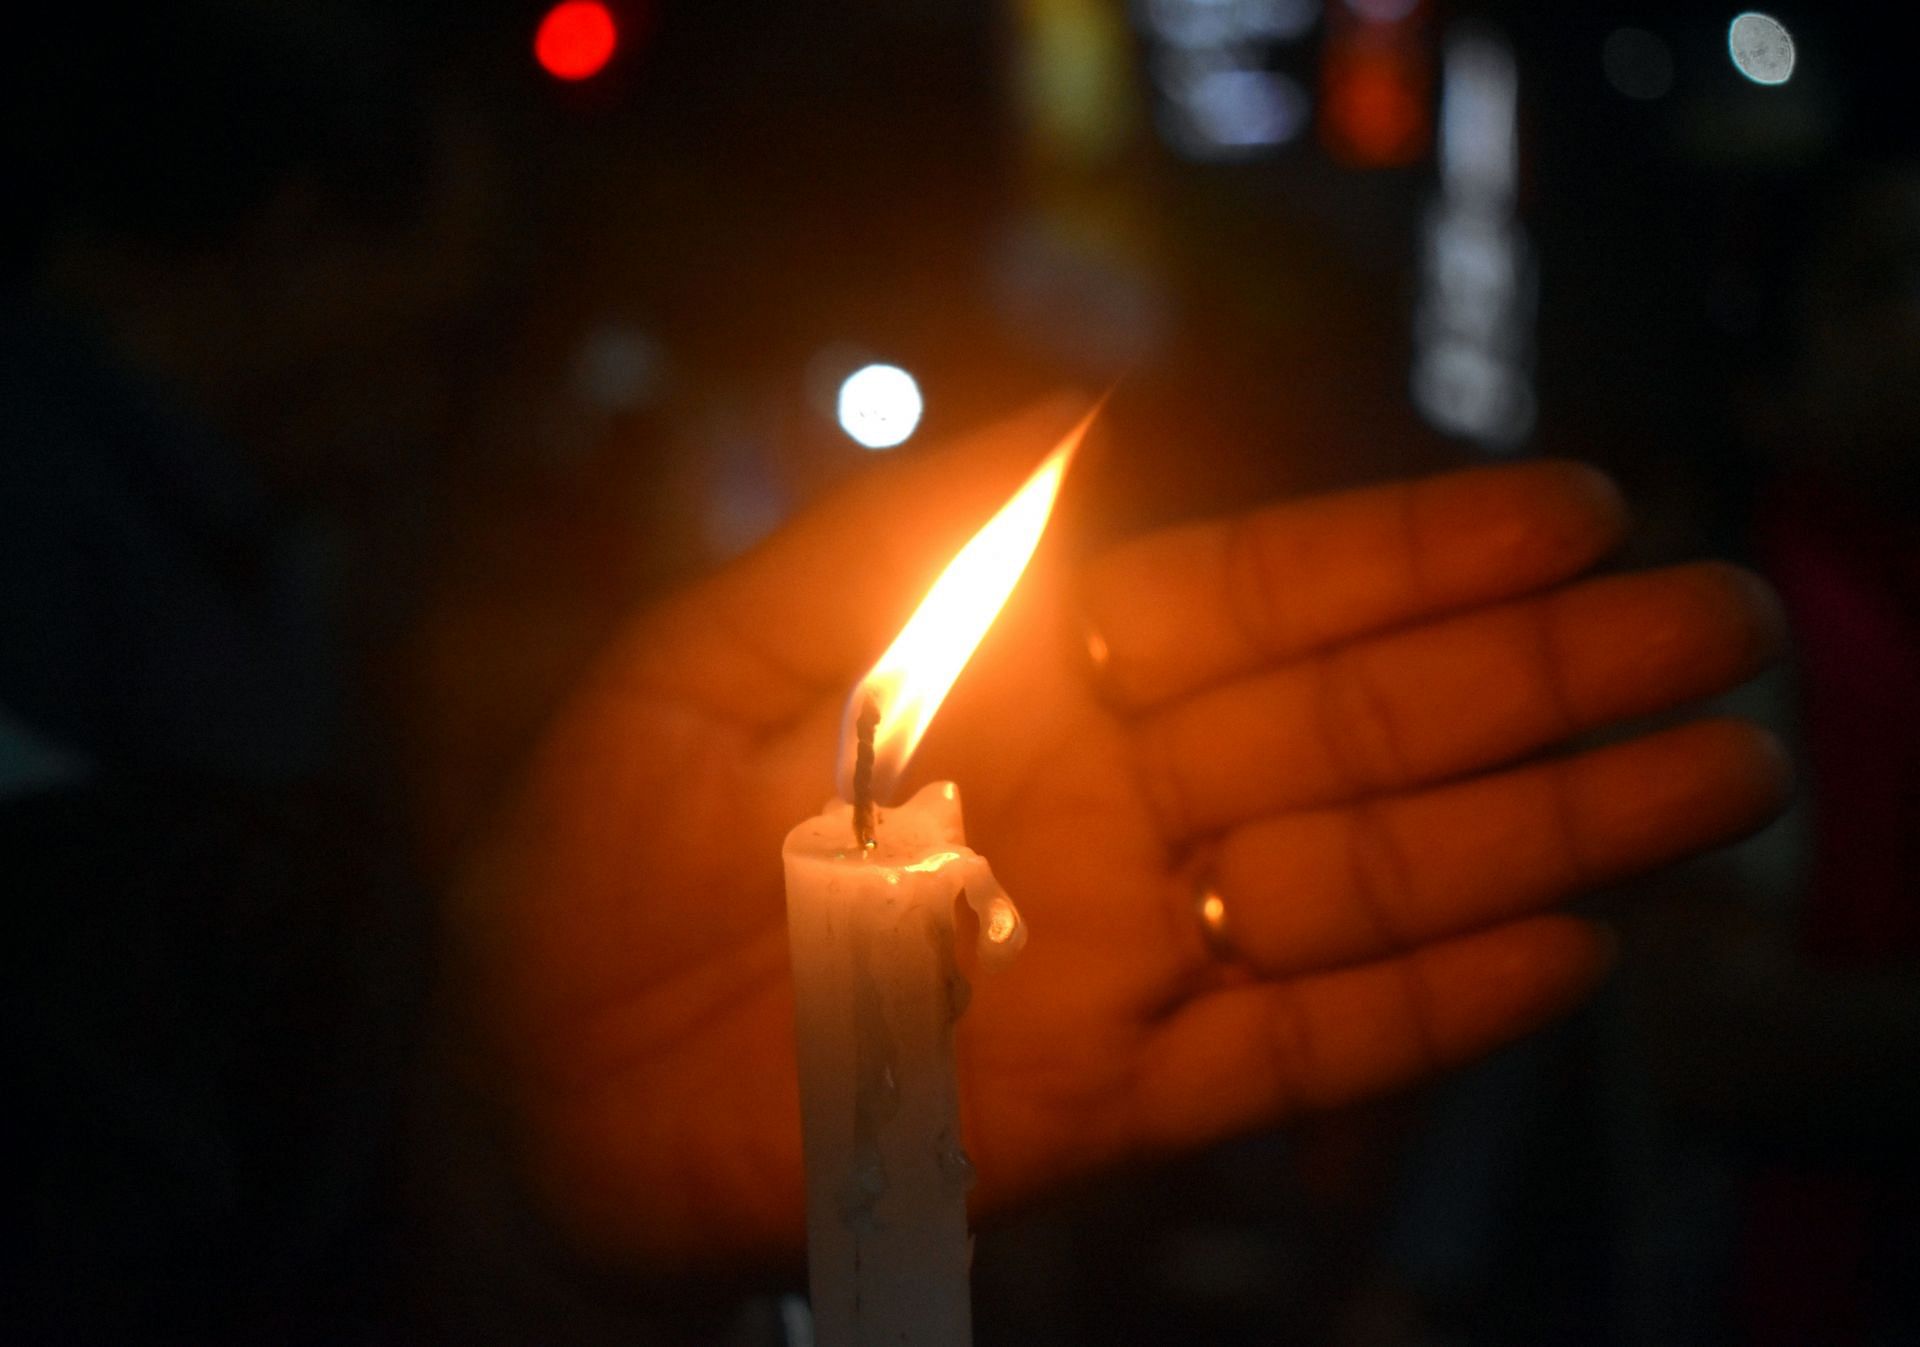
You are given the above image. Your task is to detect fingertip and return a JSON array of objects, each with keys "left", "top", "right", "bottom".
[
  {"left": 1563, "top": 917, "right": 1621, "bottom": 1004},
  {"left": 1645, "top": 563, "right": 1791, "bottom": 689},
  {"left": 1746, "top": 722, "right": 1795, "bottom": 805},
  {"left": 1543, "top": 459, "right": 1631, "bottom": 547},
  {"left": 1690, "top": 716, "right": 1794, "bottom": 811},
  {"left": 1576, "top": 718, "right": 1796, "bottom": 869},
  {"left": 1425, "top": 916, "right": 1618, "bottom": 1071},
  {"left": 1703, "top": 561, "right": 1791, "bottom": 663},
  {"left": 1521, "top": 915, "right": 1620, "bottom": 1018},
  {"left": 1425, "top": 459, "right": 1630, "bottom": 603},
  {"left": 1522, "top": 913, "right": 1618, "bottom": 987},
  {"left": 1578, "top": 916, "right": 1622, "bottom": 983},
  {"left": 1564, "top": 563, "right": 1789, "bottom": 718}
]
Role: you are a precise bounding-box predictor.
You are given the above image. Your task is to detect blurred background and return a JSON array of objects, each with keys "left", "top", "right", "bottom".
[{"left": 4, "top": 1, "right": 1915, "bottom": 1343}]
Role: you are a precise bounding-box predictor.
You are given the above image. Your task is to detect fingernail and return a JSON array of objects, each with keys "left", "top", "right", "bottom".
[
  {"left": 1687, "top": 562, "right": 1789, "bottom": 667},
  {"left": 1724, "top": 565, "right": 1790, "bottom": 659},
  {"left": 1563, "top": 462, "right": 1631, "bottom": 539},
  {"left": 1748, "top": 726, "right": 1796, "bottom": 803}
]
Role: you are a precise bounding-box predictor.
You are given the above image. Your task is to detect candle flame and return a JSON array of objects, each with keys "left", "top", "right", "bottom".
[{"left": 844, "top": 406, "right": 1095, "bottom": 801}]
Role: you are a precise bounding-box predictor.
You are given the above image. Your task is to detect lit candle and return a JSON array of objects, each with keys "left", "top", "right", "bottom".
[{"left": 783, "top": 414, "right": 1089, "bottom": 1346}]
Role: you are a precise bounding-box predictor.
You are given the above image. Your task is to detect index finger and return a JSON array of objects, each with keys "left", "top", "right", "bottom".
[{"left": 1080, "top": 461, "right": 1628, "bottom": 709}]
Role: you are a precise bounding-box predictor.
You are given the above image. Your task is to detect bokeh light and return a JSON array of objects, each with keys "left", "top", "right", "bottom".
[
  {"left": 535, "top": 1, "right": 618, "bottom": 82},
  {"left": 1140, "top": 0, "right": 1319, "bottom": 161},
  {"left": 1439, "top": 29, "right": 1517, "bottom": 203},
  {"left": 1319, "top": 37, "right": 1431, "bottom": 167},
  {"left": 1413, "top": 25, "right": 1534, "bottom": 453},
  {"left": 1728, "top": 12, "right": 1795, "bottom": 86},
  {"left": 836, "top": 364, "right": 924, "bottom": 450},
  {"left": 1178, "top": 68, "right": 1311, "bottom": 152}
]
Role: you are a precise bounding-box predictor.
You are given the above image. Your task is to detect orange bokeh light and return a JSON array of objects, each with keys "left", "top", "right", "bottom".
[{"left": 535, "top": 1, "right": 618, "bottom": 82}]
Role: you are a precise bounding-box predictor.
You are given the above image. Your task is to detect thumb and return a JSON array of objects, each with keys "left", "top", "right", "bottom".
[{"left": 633, "top": 393, "right": 1097, "bottom": 728}]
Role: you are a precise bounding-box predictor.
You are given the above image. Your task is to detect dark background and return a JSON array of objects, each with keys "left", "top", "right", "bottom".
[{"left": 4, "top": 2, "right": 1915, "bottom": 1343}]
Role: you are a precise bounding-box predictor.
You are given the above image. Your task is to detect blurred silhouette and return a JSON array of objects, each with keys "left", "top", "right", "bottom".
[{"left": 2, "top": 3, "right": 502, "bottom": 1339}]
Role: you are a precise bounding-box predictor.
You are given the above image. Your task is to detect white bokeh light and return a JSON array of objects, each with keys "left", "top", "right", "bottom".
[
  {"left": 1413, "top": 24, "right": 1535, "bottom": 455},
  {"left": 1728, "top": 12, "right": 1794, "bottom": 86},
  {"left": 1182, "top": 68, "right": 1310, "bottom": 150},
  {"left": 1440, "top": 30, "right": 1518, "bottom": 205},
  {"left": 836, "top": 364, "right": 924, "bottom": 450}
]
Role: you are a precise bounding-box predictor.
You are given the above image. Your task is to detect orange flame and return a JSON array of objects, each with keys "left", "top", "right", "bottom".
[{"left": 844, "top": 406, "right": 1095, "bottom": 801}]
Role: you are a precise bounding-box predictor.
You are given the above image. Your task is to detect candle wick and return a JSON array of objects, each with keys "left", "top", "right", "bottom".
[{"left": 852, "top": 694, "right": 879, "bottom": 850}]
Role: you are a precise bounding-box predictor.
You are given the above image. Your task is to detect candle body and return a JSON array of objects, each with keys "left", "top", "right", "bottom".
[{"left": 783, "top": 781, "right": 1023, "bottom": 1347}]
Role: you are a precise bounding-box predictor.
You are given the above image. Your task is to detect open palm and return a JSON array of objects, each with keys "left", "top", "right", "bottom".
[{"left": 463, "top": 401, "right": 1786, "bottom": 1271}]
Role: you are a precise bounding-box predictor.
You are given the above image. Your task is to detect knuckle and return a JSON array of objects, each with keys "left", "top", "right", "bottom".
[
  {"left": 1315, "top": 650, "right": 1412, "bottom": 794},
  {"left": 1345, "top": 801, "right": 1419, "bottom": 955},
  {"left": 1530, "top": 595, "right": 1586, "bottom": 739},
  {"left": 1136, "top": 718, "right": 1196, "bottom": 838},
  {"left": 1546, "top": 755, "right": 1602, "bottom": 887},
  {"left": 1225, "top": 512, "right": 1294, "bottom": 661}
]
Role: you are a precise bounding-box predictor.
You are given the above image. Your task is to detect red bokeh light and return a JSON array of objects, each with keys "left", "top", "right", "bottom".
[
  {"left": 535, "top": 1, "right": 618, "bottom": 82},
  {"left": 1320, "top": 45, "right": 1431, "bottom": 167}
]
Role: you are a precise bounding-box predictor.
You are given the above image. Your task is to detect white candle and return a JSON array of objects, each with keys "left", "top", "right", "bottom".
[
  {"left": 782, "top": 405, "right": 1095, "bottom": 1346},
  {"left": 784, "top": 782, "right": 1023, "bottom": 1347}
]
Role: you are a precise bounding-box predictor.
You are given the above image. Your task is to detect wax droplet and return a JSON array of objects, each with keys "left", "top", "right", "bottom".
[
  {"left": 985, "top": 899, "right": 1018, "bottom": 944},
  {"left": 903, "top": 850, "right": 963, "bottom": 874},
  {"left": 949, "top": 853, "right": 1026, "bottom": 967}
]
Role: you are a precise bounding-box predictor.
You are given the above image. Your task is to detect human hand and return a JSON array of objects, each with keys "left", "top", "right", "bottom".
[{"left": 463, "top": 400, "right": 1788, "bottom": 1270}]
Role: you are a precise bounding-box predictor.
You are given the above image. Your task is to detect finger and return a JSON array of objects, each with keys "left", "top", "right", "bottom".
[
  {"left": 624, "top": 395, "right": 1096, "bottom": 728},
  {"left": 1134, "top": 561, "right": 1786, "bottom": 837},
  {"left": 1200, "top": 719, "right": 1789, "bottom": 979},
  {"left": 1082, "top": 460, "right": 1628, "bottom": 709},
  {"left": 1128, "top": 916, "right": 1612, "bottom": 1156}
]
